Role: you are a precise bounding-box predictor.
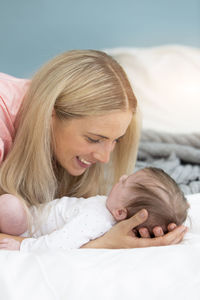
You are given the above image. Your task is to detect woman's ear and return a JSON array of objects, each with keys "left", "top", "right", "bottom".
[{"left": 112, "top": 208, "right": 127, "bottom": 221}]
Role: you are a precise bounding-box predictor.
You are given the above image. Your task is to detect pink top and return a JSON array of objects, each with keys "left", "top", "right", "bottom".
[{"left": 0, "top": 73, "right": 30, "bottom": 164}]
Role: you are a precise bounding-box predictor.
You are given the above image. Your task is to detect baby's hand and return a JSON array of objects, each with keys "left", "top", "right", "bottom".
[{"left": 0, "top": 238, "right": 20, "bottom": 250}]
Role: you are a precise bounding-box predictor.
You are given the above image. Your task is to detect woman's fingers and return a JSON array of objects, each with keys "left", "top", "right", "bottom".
[
  {"left": 150, "top": 225, "right": 187, "bottom": 247},
  {"left": 138, "top": 227, "right": 151, "bottom": 238},
  {"left": 127, "top": 225, "right": 187, "bottom": 248},
  {"left": 121, "top": 209, "right": 148, "bottom": 233},
  {"left": 152, "top": 226, "right": 164, "bottom": 237},
  {"left": 167, "top": 223, "right": 177, "bottom": 232},
  {"left": 142, "top": 223, "right": 178, "bottom": 238}
]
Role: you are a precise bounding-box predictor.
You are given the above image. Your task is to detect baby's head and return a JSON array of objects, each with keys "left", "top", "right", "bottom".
[{"left": 106, "top": 167, "right": 189, "bottom": 235}]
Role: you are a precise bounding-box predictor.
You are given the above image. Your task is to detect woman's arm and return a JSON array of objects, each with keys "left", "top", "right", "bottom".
[
  {"left": 0, "top": 234, "right": 26, "bottom": 242},
  {"left": 81, "top": 209, "right": 187, "bottom": 249}
]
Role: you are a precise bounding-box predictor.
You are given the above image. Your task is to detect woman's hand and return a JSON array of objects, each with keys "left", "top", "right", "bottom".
[
  {"left": 81, "top": 209, "right": 187, "bottom": 249},
  {"left": 0, "top": 233, "right": 26, "bottom": 250}
]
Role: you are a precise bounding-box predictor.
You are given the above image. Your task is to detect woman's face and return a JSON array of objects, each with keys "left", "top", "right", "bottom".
[{"left": 51, "top": 110, "right": 132, "bottom": 176}]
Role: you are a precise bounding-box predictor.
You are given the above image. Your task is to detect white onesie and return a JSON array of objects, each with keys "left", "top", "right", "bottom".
[{"left": 20, "top": 195, "right": 116, "bottom": 251}]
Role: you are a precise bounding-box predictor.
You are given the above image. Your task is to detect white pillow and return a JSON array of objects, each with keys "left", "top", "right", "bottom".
[{"left": 106, "top": 45, "right": 200, "bottom": 134}]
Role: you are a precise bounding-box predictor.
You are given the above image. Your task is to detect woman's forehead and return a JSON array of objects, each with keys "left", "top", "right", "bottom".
[{"left": 66, "top": 110, "right": 132, "bottom": 137}]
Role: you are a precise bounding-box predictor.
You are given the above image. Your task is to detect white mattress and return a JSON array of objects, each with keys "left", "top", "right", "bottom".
[{"left": 1, "top": 193, "right": 200, "bottom": 300}]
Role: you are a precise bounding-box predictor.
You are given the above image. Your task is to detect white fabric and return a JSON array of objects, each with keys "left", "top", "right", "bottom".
[
  {"left": 0, "top": 193, "right": 200, "bottom": 299},
  {"left": 106, "top": 45, "right": 200, "bottom": 134},
  {"left": 21, "top": 195, "right": 115, "bottom": 251}
]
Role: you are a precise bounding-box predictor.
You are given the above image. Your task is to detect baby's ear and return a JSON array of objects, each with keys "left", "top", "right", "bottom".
[
  {"left": 52, "top": 108, "right": 56, "bottom": 117},
  {"left": 112, "top": 208, "right": 127, "bottom": 221},
  {"left": 119, "top": 174, "right": 128, "bottom": 183}
]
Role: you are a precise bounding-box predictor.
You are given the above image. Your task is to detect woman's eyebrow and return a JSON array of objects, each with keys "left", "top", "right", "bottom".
[{"left": 87, "top": 132, "right": 125, "bottom": 140}]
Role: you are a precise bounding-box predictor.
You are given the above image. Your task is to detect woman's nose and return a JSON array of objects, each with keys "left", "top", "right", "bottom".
[{"left": 93, "top": 144, "right": 114, "bottom": 164}]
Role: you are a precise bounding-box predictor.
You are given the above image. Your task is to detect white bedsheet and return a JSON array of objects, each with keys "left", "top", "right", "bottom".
[{"left": 1, "top": 194, "right": 200, "bottom": 300}]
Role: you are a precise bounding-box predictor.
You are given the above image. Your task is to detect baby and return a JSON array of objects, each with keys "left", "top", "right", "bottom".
[{"left": 0, "top": 167, "right": 189, "bottom": 251}]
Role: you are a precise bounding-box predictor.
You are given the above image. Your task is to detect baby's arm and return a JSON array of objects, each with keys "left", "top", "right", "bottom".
[
  {"left": 0, "top": 195, "right": 84, "bottom": 251},
  {"left": 0, "top": 196, "right": 114, "bottom": 251},
  {"left": 0, "top": 194, "right": 28, "bottom": 235},
  {"left": 20, "top": 205, "right": 114, "bottom": 251},
  {"left": 0, "top": 212, "right": 112, "bottom": 251}
]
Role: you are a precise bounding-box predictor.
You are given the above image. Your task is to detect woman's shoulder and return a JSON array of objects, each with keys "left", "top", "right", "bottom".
[
  {"left": 0, "top": 72, "right": 30, "bottom": 84},
  {"left": 0, "top": 72, "right": 30, "bottom": 89},
  {"left": 0, "top": 72, "right": 30, "bottom": 121},
  {"left": 0, "top": 73, "right": 30, "bottom": 163}
]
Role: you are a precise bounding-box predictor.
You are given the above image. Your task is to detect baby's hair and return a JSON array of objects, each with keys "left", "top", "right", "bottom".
[{"left": 125, "top": 167, "right": 189, "bottom": 235}]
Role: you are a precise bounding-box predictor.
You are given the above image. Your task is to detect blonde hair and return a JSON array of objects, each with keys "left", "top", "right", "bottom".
[{"left": 0, "top": 50, "right": 140, "bottom": 212}]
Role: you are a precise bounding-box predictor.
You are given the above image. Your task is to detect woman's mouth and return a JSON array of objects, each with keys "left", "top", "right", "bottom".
[{"left": 76, "top": 156, "right": 93, "bottom": 168}]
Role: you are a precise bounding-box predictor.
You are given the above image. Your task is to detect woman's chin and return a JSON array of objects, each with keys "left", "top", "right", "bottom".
[
  {"left": 66, "top": 165, "right": 87, "bottom": 176},
  {"left": 70, "top": 169, "right": 86, "bottom": 176}
]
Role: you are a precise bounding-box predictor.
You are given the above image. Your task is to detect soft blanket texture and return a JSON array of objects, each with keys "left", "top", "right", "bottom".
[
  {"left": 0, "top": 193, "right": 200, "bottom": 300},
  {"left": 136, "top": 130, "right": 200, "bottom": 194}
]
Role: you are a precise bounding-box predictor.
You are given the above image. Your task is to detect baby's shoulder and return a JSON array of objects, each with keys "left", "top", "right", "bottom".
[{"left": 79, "top": 195, "right": 107, "bottom": 209}]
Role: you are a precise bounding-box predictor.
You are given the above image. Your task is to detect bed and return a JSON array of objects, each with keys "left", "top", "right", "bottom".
[{"left": 1, "top": 45, "right": 200, "bottom": 299}]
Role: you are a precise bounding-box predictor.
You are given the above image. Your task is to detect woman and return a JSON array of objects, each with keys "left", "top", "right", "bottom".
[{"left": 0, "top": 50, "right": 186, "bottom": 248}]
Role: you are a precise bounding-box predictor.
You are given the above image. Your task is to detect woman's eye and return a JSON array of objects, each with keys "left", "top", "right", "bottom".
[
  {"left": 115, "top": 138, "right": 120, "bottom": 143},
  {"left": 86, "top": 136, "right": 121, "bottom": 144},
  {"left": 87, "top": 137, "right": 101, "bottom": 143}
]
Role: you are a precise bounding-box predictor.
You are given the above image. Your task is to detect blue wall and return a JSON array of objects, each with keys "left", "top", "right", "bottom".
[{"left": 1, "top": 0, "right": 199, "bottom": 77}]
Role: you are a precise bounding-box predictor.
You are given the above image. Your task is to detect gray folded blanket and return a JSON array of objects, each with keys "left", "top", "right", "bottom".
[{"left": 135, "top": 130, "right": 200, "bottom": 195}]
